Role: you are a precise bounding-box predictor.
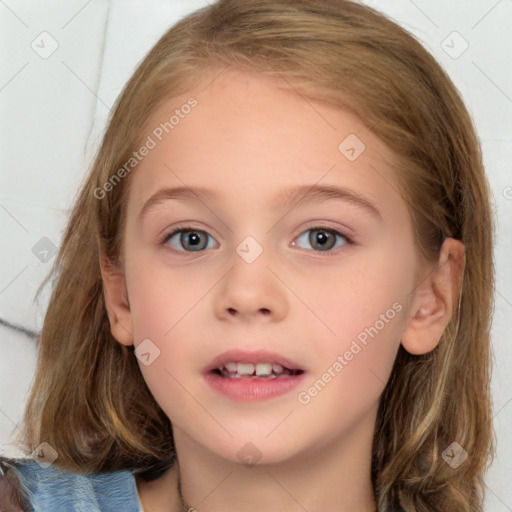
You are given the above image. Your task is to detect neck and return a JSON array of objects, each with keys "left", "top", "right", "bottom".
[{"left": 171, "top": 413, "right": 377, "bottom": 512}]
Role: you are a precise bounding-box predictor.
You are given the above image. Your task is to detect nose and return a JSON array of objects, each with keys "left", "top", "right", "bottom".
[{"left": 213, "top": 243, "right": 289, "bottom": 323}]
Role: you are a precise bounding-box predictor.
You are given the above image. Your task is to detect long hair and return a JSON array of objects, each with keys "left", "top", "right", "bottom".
[{"left": 16, "top": 1, "right": 495, "bottom": 510}]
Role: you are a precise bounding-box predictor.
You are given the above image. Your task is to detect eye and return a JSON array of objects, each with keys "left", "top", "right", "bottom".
[
  {"left": 163, "top": 227, "right": 217, "bottom": 252},
  {"left": 292, "top": 227, "right": 350, "bottom": 252}
]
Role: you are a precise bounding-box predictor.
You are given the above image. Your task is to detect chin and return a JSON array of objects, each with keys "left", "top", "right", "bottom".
[{"left": 208, "top": 434, "right": 306, "bottom": 468}]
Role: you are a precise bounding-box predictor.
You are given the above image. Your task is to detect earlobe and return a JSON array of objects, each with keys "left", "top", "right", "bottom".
[
  {"left": 401, "top": 238, "right": 466, "bottom": 355},
  {"left": 99, "top": 253, "right": 134, "bottom": 347}
]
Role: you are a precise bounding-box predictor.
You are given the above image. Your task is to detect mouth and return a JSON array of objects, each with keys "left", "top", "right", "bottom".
[
  {"left": 203, "top": 349, "right": 306, "bottom": 401},
  {"left": 204, "top": 349, "right": 305, "bottom": 379},
  {"left": 212, "top": 361, "right": 305, "bottom": 379}
]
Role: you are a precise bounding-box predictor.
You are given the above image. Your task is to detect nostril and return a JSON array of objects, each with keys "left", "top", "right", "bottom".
[{"left": 225, "top": 307, "right": 271, "bottom": 315}]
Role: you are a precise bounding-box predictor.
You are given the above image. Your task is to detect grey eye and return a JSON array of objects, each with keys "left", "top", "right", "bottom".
[
  {"left": 294, "top": 228, "right": 348, "bottom": 252},
  {"left": 166, "top": 229, "right": 216, "bottom": 252}
]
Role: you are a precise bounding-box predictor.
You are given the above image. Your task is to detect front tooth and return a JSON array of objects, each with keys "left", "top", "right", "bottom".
[
  {"left": 224, "top": 362, "right": 237, "bottom": 372},
  {"left": 272, "top": 364, "right": 284, "bottom": 374},
  {"left": 236, "top": 363, "right": 255, "bottom": 375},
  {"left": 255, "top": 363, "right": 273, "bottom": 376}
]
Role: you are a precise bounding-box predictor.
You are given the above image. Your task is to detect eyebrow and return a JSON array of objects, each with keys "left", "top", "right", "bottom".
[{"left": 139, "top": 184, "right": 382, "bottom": 221}]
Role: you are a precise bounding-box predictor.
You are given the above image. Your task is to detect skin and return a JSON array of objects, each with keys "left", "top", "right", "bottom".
[{"left": 101, "top": 69, "right": 465, "bottom": 512}]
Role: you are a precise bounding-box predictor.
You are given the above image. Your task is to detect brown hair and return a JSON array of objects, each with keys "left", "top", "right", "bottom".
[{"left": 16, "top": 1, "right": 495, "bottom": 510}]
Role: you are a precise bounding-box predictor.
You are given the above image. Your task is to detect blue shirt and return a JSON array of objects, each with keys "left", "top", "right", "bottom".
[{"left": 2, "top": 458, "right": 144, "bottom": 512}]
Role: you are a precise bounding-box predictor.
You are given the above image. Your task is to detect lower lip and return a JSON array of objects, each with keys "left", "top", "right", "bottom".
[{"left": 204, "top": 372, "right": 306, "bottom": 402}]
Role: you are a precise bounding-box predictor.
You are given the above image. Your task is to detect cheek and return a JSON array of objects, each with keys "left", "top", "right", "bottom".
[
  {"left": 128, "top": 305, "right": 201, "bottom": 431},
  {"left": 308, "top": 248, "right": 412, "bottom": 334},
  {"left": 125, "top": 250, "right": 213, "bottom": 340},
  {"left": 293, "top": 255, "right": 409, "bottom": 433},
  {"left": 123, "top": 254, "right": 213, "bottom": 424},
  {"left": 300, "top": 241, "right": 414, "bottom": 383}
]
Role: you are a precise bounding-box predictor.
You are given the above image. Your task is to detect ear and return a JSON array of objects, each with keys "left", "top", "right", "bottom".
[
  {"left": 401, "top": 237, "right": 465, "bottom": 355},
  {"left": 99, "top": 253, "right": 134, "bottom": 346}
]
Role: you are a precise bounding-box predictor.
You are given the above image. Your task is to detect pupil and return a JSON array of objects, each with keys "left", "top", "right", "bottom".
[
  {"left": 310, "top": 229, "right": 334, "bottom": 250},
  {"left": 188, "top": 233, "right": 200, "bottom": 245},
  {"left": 183, "top": 231, "right": 205, "bottom": 250}
]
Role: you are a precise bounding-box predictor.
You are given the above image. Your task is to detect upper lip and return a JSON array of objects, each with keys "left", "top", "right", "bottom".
[{"left": 203, "top": 349, "right": 305, "bottom": 373}]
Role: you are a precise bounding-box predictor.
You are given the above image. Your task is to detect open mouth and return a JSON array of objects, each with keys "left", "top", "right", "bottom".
[
  {"left": 204, "top": 351, "right": 307, "bottom": 401},
  {"left": 212, "top": 362, "right": 305, "bottom": 379}
]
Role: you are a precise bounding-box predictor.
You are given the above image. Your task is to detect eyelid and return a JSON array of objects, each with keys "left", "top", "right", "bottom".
[{"left": 293, "top": 220, "right": 354, "bottom": 242}]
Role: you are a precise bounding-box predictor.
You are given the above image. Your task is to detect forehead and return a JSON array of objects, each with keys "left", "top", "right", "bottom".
[{"left": 126, "top": 69, "right": 405, "bottom": 220}]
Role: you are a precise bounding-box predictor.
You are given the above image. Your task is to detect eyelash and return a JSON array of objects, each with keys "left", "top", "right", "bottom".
[{"left": 160, "top": 224, "right": 354, "bottom": 256}]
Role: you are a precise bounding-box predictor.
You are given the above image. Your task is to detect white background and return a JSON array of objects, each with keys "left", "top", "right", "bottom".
[{"left": 0, "top": 1, "right": 511, "bottom": 509}]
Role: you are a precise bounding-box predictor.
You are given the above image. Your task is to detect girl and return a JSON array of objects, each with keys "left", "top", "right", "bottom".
[{"left": 0, "top": 1, "right": 495, "bottom": 511}]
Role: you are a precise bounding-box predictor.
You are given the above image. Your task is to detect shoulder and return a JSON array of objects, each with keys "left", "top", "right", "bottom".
[{"left": 0, "top": 456, "right": 142, "bottom": 512}]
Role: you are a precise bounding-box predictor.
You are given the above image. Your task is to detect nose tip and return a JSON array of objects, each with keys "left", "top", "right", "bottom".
[{"left": 214, "top": 248, "right": 288, "bottom": 322}]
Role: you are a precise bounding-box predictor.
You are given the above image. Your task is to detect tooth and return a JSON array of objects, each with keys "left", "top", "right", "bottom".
[
  {"left": 272, "top": 364, "right": 284, "bottom": 374},
  {"left": 236, "top": 363, "right": 255, "bottom": 375},
  {"left": 225, "top": 362, "right": 237, "bottom": 372},
  {"left": 255, "top": 363, "right": 273, "bottom": 376}
]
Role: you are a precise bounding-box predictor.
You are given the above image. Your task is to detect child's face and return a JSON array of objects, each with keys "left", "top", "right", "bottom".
[{"left": 116, "top": 69, "right": 422, "bottom": 465}]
